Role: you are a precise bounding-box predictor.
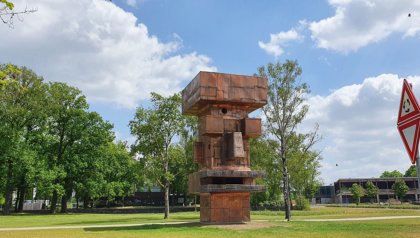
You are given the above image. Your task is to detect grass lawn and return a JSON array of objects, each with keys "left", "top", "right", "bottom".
[{"left": 1, "top": 207, "right": 420, "bottom": 237}]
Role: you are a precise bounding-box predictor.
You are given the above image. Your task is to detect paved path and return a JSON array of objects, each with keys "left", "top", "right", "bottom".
[
  {"left": 299, "top": 215, "right": 420, "bottom": 222},
  {"left": 2, "top": 216, "right": 420, "bottom": 231}
]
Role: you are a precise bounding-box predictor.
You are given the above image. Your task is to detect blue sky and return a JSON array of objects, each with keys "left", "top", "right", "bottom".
[{"left": 2, "top": 0, "right": 420, "bottom": 184}]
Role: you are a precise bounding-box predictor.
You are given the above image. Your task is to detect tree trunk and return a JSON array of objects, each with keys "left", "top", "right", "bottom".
[
  {"left": 164, "top": 182, "right": 170, "bottom": 219},
  {"left": 83, "top": 197, "right": 88, "bottom": 209},
  {"left": 50, "top": 190, "right": 58, "bottom": 213},
  {"left": 60, "top": 194, "right": 68, "bottom": 213},
  {"left": 282, "top": 157, "right": 291, "bottom": 221},
  {"left": 298, "top": 190, "right": 303, "bottom": 210},
  {"left": 14, "top": 187, "right": 20, "bottom": 212},
  {"left": 3, "top": 160, "right": 14, "bottom": 215},
  {"left": 17, "top": 185, "right": 26, "bottom": 213},
  {"left": 3, "top": 185, "right": 13, "bottom": 215}
]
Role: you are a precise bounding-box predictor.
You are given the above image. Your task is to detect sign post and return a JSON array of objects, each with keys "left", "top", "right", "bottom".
[
  {"left": 417, "top": 154, "right": 420, "bottom": 201},
  {"left": 397, "top": 79, "right": 420, "bottom": 201}
]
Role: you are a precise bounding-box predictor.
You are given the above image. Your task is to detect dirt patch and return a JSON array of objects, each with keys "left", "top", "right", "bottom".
[{"left": 204, "top": 221, "right": 286, "bottom": 231}]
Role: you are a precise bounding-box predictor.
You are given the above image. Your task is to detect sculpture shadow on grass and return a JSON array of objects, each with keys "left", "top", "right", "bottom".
[{"left": 83, "top": 222, "right": 203, "bottom": 232}]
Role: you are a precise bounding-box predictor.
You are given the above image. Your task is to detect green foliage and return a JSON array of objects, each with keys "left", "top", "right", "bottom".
[
  {"left": 0, "top": 0, "right": 14, "bottom": 10},
  {"left": 0, "top": 194, "right": 4, "bottom": 205},
  {"left": 288, "top": 133, "right": 322, "bottom": 209},
  {"left": 1, "top": 0, "right": 36, "bottom": 27},
  {"left": 0, "top": 64, "right": 48, "bottom": 214},
  {"left": 295, "top": 197, "right": 311, "bottom": 211},
  {"left": 349, "top": 183, "right": 365, "bottom": 205},
  {"left": 0, "top": 64, "right": 139, "bottom": 214},
  {"left": 380, "top": 170, "right": 403, "bottom": 178},
  {"left": 404, "top": 165, "right": 417, "bottom": 177},
  {"left": 365, "top": 181, "right": 379, "bottom": 203},
  {"left": 130, "top": 92, "right": 187, "bottom": 219},
  {"left": 392, "top": 179, "right": 409, "bottom": 201},
  {"left": 250, "top": 138, "right": 282, "bottom": 203},
  {"left": 257, "top": 60, "right": 320, "bottom": 221}
]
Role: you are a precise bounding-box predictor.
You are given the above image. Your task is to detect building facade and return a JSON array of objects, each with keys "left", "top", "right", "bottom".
[{"left": 334, "top": 177, "right": 420, "bottom": 203}]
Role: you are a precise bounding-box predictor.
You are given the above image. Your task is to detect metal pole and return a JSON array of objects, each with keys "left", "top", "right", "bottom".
[{"left": 417, "top": 154, "right": 420, "bottom": 202}]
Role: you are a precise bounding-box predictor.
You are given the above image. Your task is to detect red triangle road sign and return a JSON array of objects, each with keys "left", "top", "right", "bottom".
[
  {"left": 397, "top": 117, "right": 420, "bottom": 164},
  {"left": 397, "top": 79, "right": 420, "bottom": 125}
]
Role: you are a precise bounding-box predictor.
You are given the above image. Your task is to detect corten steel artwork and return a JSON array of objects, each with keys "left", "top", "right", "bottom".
[{"left": 182, "top": 71, "right": 267, "bottom": 223}]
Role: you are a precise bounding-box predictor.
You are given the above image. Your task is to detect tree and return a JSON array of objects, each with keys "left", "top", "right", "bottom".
[
  {"left": 44, "top": 82, "right": 89, "bottom": 213},
  {"left": 392, "top": 179, "right": 409, "bottom": 202},
  {"left": 404, "top": 165, "right": 417, "bottom": 177},
  {"left": 250, "top": 137, "right": 281, "bottom": 206},
  {"left": 257, "top": 60, "right": 319, "bottom": 221},
  {"left": 130, "top": 92, "right": 185, "bottom": 219},
  {"left": 365, "top": 181, "right": 379, "bottom": 203},
  {"left": 61, "top": 111, "right": 115, "bottom": 212},
  {"left": 288, "top": 133, "right": 322, "bottom": 210},
  {"left": 0, "top": 64, "right": 47, "bottom": 215},
  {"left": 102, "top": 141, "right": 137, "bottom": 207},
  {"left": 380, "top": 170, "right": 403, "bottom": 178},
  {"left": 349, "top": 183, "right": 365, "bottom": 205},
  {"left": 168, "top": 115, "right": 198, "bottom": 205},
  {"left": 0, "top": 0, "right": 37, "bottom": 27}
]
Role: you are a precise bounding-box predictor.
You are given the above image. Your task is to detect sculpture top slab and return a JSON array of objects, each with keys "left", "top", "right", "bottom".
[{"left": 182, "top": 71, "right": 267, "bottom": 116}]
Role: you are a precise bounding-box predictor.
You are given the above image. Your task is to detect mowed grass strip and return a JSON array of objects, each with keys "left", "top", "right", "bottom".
[
  {"left": 1, "top": 207, "right": 420, "bottom": 228},
  {"left": 0, "top": 212, "right": 200, "bottom": 228},
  {"left": 253, "top": 207, "right": 420, "bottom": 220},
  {"left": 2, "top": 218, "right": 420, "bottom": 238}
]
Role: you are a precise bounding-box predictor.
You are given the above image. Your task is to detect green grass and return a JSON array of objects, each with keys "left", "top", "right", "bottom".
[
  {"left": 253, "top": 206, "right": 420, "bottom": 220},
  {"left": 1, "top": 207, "right": 420, "bottom": 228},
  {"left": 2, "top": 219, "right": 420, "bottom": 238},
  {"left": 2, "top": 207, "right": 420, "bottom": 237},
  {"left": 0, "top": 212, "right": 199, "bottom": 228}
]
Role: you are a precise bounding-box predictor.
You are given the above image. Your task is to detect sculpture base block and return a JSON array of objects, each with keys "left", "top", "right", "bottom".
[{"left": 200, "top": 192, "right": 250, "bottom": 223}]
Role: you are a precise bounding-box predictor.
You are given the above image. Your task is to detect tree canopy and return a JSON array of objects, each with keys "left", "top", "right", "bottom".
[
  {"left": 0, "top": 64, "right": 138, "bottom": 214},
  {"left": 349, "top": 183, "right": 365, "bottom": 205},
  {"left": 130, "top": 92, "right": 192, "bottom": 219},
  {"left": 380, "top": 170, "right": 403, "bottom": 178},
  {"left": 392, "top": 179, "right": 409, "bottom": 202},
  {"left": 257, "top": 60, "right": 320, "bottom": 221}
]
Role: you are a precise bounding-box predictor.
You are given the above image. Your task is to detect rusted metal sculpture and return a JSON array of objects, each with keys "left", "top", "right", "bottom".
[{"left": 182, "top": 71, "right": 267, "bottom": 223}]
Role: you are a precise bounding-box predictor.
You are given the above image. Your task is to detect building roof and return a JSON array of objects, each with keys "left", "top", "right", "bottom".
[{"left": 335, "top": 177, "right": 418, "bottom": 183}]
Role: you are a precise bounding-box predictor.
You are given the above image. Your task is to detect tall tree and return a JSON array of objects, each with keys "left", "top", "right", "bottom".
[
  {"left": 61, "top": 111, "right": 115, "bottom": 212},
  {"left": 0, "top": 64, "right": 47, "bottom": 215},
  {"left": 44, "top": 82, "right": 89, "bottom": 213},
  {"left": 349, "top": 183, "right": 365, "bottom": 205},
  {"left": 257, "top": 60, "right": 319, "bottom": 221},
  {"left": 130, "top": 92, "right": 185, "bottom": 219},
  {"left": 365, "top": 181, "right": 379, "bottom": 203}
]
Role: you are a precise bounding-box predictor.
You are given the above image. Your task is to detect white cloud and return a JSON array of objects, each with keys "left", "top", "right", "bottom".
[
  {"left": 309, "top": 0, "right": 420, "bottom": 53},
  {"left": 302, "top": 74, "right": 420, "bottom": 184},
  {"left": 258, "top": 29, "right": 302, "bottom": 58},
  {"left": 0, "top": 0, "right": 216, "bottom": 108}
]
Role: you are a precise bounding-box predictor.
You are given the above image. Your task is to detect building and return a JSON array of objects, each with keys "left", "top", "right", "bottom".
[
  {"left": 334, "top": 177, "right": 420, "bottom": 203},
  {"left": 314, "top": 185, "right": 335, "bottom": 204}
]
